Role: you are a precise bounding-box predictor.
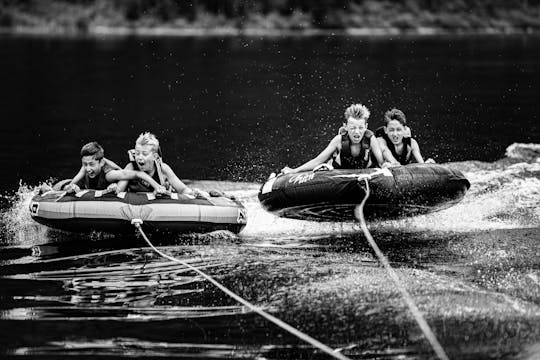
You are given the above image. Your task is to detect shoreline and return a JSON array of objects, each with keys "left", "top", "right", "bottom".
[
  {"left": 1, "top": 25, "right": 538, "bottom": 38},
  {"left": 3, "top": 0, "right": 540, "bottom": 38}
]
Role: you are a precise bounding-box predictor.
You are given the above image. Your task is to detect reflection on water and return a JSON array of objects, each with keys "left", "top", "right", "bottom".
[
  {"left": 1, "top": 168, "right": 540, "bottom": 360},
  {"left": 1, "top": 225, "right": 539, "bottom": 359}
]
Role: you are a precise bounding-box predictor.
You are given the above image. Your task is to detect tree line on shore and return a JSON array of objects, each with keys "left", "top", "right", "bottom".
[{"left": 1, "top": 0, "right": 539, "bottom": 33}]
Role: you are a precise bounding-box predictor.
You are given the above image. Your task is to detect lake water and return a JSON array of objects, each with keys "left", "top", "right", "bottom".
[
  {"left": 1, "top": 34, "right": 539, "bottom": 188},
  {"left": 0, "top": 34, "right": 539, "bottom": 359}
]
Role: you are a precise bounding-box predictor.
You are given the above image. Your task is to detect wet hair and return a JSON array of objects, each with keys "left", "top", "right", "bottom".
[
  {"left": 344, "top": 104, "right": 370, "bottom": 122},
  {"left": 136, "top": 132, "right": 160, "bottom": 154},
  {"left": 384, "top": 108, "right": 407, "bottom": 126},
  {"left": 80, "top": 141, "right": 104, "bottom": 160}
]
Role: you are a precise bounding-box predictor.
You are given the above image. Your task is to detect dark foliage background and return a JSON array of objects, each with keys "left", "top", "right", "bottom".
[{"left": 1, "top": 0, "right": 540, "bottom": 33}]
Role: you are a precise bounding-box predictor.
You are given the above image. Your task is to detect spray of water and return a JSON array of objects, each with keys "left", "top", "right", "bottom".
[
  {"left": 1, "top": 181, "right": 49, "bottom": 245},
  {"left": 2, "top": 143, "right": 539, "bottom": 246}
]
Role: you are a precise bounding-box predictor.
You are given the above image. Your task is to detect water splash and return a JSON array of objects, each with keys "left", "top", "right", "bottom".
[
  {"left": 393, "top": 143, "right": 540, "bottom": 232},
  {"left": 505, "top": 142, "right": 540, "bottom": 162},
  {"left": 0, "top": 181, "right": 49, "bottom": 246},
  {"left": 2, "top": 143, "right": 539, "bottom": 245},
  {"left": 1, "top": 143, "right": 539, "bottom": 359}
]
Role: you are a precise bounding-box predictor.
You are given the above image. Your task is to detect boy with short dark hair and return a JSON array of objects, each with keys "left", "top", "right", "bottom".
[{"left": 375, "top": 109, "right": 434, "bottom": 165}]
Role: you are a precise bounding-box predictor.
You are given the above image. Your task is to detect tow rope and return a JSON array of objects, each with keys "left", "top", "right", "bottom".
[
  {"left": 355, "top": 177, "right": 450, "bottom": 360},
  {"left": 131, "top": 219, "right": 352, "bottom": 360},
  {"left": 130, "top": 173, "right": 449, "bottom": 360}
]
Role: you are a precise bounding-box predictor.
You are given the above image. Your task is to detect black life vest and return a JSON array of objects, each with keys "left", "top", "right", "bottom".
[
  {"left": 128, "top": 168, "right": 162, "bottom": 192},
  {"left": 375, "top": 126, "right": 412, "bottom": 165},
  {"left": 127, "top": 151, "right": 168, "bottom": 192},
  {"left": 75, "top": 163, "right": 113, "bottom": 190},
  {"left": 332, "top": 130, "right": 374, "bottom": 169}
]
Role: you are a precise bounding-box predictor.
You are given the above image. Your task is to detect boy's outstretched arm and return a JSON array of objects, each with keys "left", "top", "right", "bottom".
[
  {"left": 115, "top": 163, "right": 134, "bottom": 193},
  {"left": 376, "top": 138, "right": 399, "bottom": 165},
  {"left": 411, "top": 139, "right": 434, "bottom": 163},
  {"left": 64, "top": 166, "right": 85, "bottom": 193},
  {"left": 281, "top": 136, "right": 340, "bottom": 174},
  {"left": 370, "top": 136, "right": 387, "bottom": 167},
  {"left": 161, "top": 163, "right": 210, "bottom": 199},
  {"left": 160, "top": 163, "right": 192, "bottom": 194},
  {"left": 105, "top": 169, "right": 166, "bottom": 193},
  {"left": 411, "top": 139, "right": 424, "bottom": 163}
]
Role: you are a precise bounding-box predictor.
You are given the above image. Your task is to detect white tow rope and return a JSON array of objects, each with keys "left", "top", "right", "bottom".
[
  {"left": 355, "top": 177, "right": 450, "bottom": 360},
  {"left": 130, "top": 219, "right": 352, "bottom": 360}
]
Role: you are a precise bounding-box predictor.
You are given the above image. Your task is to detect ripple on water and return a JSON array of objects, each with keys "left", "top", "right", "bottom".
[{"left": 0, "top": 143, "right": 539, "bottom": 359}]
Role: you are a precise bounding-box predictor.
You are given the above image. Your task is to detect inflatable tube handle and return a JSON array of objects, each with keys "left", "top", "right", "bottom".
[
  {"left": 313, "top": 163, "right": 334, "bottom": 172},
  {"left": 152, "top": 192, "right": 179, "bottom": 200},
  {"left": 75, "top": 190, "right": 90, "bottom": 198},
  {"left": 53, "top": 191, "right": 68, "bottom": 202},
  {"left": 94, "top": 188, "right": 115, "bottom": 198},
  {"left": 357, "top": 168, "right": 393, "bottom": 181}
]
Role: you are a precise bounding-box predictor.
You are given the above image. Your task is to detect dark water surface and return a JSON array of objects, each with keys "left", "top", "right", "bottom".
[{"left": 1, "top": 34, "right": 540, "bottom": 359}]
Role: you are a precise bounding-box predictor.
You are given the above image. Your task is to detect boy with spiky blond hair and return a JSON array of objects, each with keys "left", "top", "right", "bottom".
[
  {"left": 116, "top": 132, "right": 203, "bottom": 197},
  {"left": 281, "top": 104, "right": 387, "bottom": 174}
]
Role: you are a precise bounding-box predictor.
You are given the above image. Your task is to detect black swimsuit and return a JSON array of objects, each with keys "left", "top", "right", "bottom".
[
  {"left": 75, "top": 163, "right": 113, "bottom": 190},
  {"left": 127, "top": 168, "right": 162, "bottom": 192}
]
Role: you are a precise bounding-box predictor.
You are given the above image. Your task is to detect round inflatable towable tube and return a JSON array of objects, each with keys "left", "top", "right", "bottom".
[
  {"left": 258, "top": 163, "right": 470, "bottom": 222},
  {"left": 30, "top": 189, "right": 247, "bottom": 234}
]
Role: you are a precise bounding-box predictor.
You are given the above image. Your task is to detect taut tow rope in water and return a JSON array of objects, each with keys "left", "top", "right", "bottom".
[
  {"left": 355, "top": 177, "right": 450, "bottom": 360},
  {"left": 130, "top": 219, "right": 352, "bottom": 360}
]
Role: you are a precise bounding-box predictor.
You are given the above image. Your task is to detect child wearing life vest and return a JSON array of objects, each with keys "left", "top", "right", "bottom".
[
  {"left": 281, "top": 104, "right": 387, "bottom": 174},
  {"left": 63, "top": 141, "right": 166, "bottom": 194},
  {"left": 115, "top": 132, "right": 207, "bottom": 197},
  {"left": 375, "top": 109, "right": 434, "bottom": 165}
]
